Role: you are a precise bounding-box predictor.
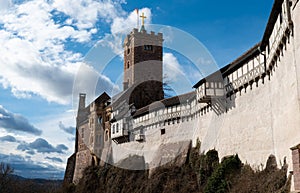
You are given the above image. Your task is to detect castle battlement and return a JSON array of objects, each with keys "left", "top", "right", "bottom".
[
  {"left": 124, "top": 28, "right": 163, "bottom": 48},
  {"left": 131, "top": 28, "right": 163, "bottom": 38}
]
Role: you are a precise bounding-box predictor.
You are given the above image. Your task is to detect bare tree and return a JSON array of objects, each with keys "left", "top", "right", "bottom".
[
  {"left": 0, "top": 162, "right": 14, "bottom": 193},
  {"left": 163, "top": 74, "right": 176, "bottom": 98}
]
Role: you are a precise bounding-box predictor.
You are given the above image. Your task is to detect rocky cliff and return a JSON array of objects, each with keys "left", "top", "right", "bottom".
[{"left": 60, "top": 142, "right": 290, "bottom": 193}]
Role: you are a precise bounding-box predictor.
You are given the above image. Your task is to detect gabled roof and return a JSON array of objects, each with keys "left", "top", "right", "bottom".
[
  {"left": 94, "top": 92, "right": 110, "bottom": 104},
  {"left": 111, "top": 88, "right": 133, "bottom": 109}
]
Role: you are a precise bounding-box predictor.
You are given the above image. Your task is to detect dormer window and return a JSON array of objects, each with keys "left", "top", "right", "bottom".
[{"left": 144, "top": 45, "right": 153, "bottom": 51}]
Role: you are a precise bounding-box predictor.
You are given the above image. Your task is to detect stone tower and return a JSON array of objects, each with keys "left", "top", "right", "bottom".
[{"left": 123, "top": 27, "right": 164, "bottom": 109}]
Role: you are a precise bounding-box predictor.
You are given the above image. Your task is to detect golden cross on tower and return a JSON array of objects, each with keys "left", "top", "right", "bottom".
[{"left": 140, "top": 12, "right": 147, "bottom": 26}]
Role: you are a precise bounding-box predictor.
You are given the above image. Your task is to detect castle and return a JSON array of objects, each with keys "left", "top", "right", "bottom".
[{"left": 64, "top": 0, "right": 300, "bottom": 191}]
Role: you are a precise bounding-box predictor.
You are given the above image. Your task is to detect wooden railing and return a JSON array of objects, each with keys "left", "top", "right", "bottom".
[
  {"left": 225, "top": 63, "right": 265, "bottom": 93},
  {"left": 266, "top": 17, "right": 289, "bottom": 68},
  {"left": 133, "top": 107, "right": 193, "bottom": 129}
]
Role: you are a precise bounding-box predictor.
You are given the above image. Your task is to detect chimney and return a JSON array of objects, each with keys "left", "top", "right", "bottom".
[{"left": 78, "top": 93, "right": 86, "bottom": 110}]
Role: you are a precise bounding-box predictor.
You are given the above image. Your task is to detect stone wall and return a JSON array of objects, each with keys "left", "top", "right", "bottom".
[
  {"left": 73, "top": 149, "right": 92, "bottom": 184},
  {"left": 63, "top": 153, "right": 76, "bottom": 184}
]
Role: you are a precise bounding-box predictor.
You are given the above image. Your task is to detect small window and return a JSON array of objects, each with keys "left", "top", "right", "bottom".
[
  {"left": 144, "top": 45, "right": 153, "bottom": 51},
  {"left": 161, "top": 128, "right": 165, "bottom": 135},
  {"left": 127, "top": 61, "right": 130, "bottom": 69},
  {"left": 81, "top": 128, "right": 84, "bottom": 138},
  {"left": 219, "top": 82, "right": 223, "bottom": 89},
  {"left": 112, "top": 125, "right": 115, "bottom": 134},
  {"left": 98, "top": 117, "right": 102, "bottom": 124},
  {"left": 116, "top": 123, "right": 119, "bottom": 133},
  {"left": 127, "top": 48, "right": 130, "bottom": 54}
]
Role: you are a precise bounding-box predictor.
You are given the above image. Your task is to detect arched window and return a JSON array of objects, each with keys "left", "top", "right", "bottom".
[
  {"left": 127, "top": 61, "right": 130, "bottom": 69},
  {"left": 116, "top": 123, "right": 119, "bottom": 133},
  {"left": 112, "top": 125, "right": 115, "bottom": 134}
]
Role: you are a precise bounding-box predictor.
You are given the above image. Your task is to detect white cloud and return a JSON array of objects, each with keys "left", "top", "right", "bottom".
[
  {"left": 111, "top": 8, "right": 151, "bottom": 34},
  {"left": 59, "top": 121, "right": 75, "bottom": 135},
  {"left": 163, "top": 52, "right": 185, "bottom": 81},
  {"left": 0, "top": 0, "right": 12, "bottom": 13},
  {"left": 0, "top": 0, "right": 126, "bottom": 104},
  {"left": 99, "top": 8, "right": 152, "bottom": 56},
  {"left": 0, "top": 105, "right": 42, "bottom": 135},
  {"left": 163, "top": 52, "right": 196, "bottom": 96},
  {"left": 52, "top": 0, "right": 125, "bottom": 30}
]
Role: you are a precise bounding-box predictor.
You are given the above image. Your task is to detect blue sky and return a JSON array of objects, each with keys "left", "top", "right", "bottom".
[{"left": 0, "top": 0, "right": 273, "bottom": 179}]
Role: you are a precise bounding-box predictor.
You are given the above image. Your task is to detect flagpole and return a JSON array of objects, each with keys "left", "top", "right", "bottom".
[{"left": 136, "top": 9, "right": 139, "bottom": 29}]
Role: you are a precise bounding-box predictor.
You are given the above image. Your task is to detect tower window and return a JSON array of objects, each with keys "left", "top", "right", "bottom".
[
  {"left": 113, "top": 125, "right": 115, "bottom": 134},
  {"left": 161, "top": 128, "right": 165, "bottom": 135},
  {"left": 127, "top": 48, "right": 130, "bottom": 54},
  {"left": 116, "top": 123, "right": 119, "bottom": 133},
  {"left": 81, "top": 128, "right": 84, "bottom": 138},
  {"left": 127, "top": 61, "right": 130, "bottom": 69},
  {"left": 144, "top": 45, "right": 153, "bottom": 51}
]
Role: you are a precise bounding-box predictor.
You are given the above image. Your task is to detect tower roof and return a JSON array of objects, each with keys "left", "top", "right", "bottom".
[{"left": 140, "top": 25, "right": 146, "bottom": 32}]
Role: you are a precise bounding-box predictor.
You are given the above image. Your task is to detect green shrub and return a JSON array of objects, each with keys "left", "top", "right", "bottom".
[{"left": 204, "top": 154, "right": 241, "bottom": 193}]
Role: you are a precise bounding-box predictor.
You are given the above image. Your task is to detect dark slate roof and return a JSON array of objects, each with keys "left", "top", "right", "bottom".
[
  {"left": 111, "top": 88, "right": 132, "bottom": 110},
  {"left": 193, "top": 43, "right": 261, "bottom": 88},
  {"left": 94, "top": 92, "right": 110, "bottom": 104},
  {"left": 109, "top": 89, "right": 137, "bottom": 121},
  {"left": 133, "top": 91, "right": 196, "bottom": 118},
  {"left": 221, "top": 43, "right": 261, "bottom": 76},
  {"left": 261, "top": 0, "right": 284, "bottom": 48}
]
